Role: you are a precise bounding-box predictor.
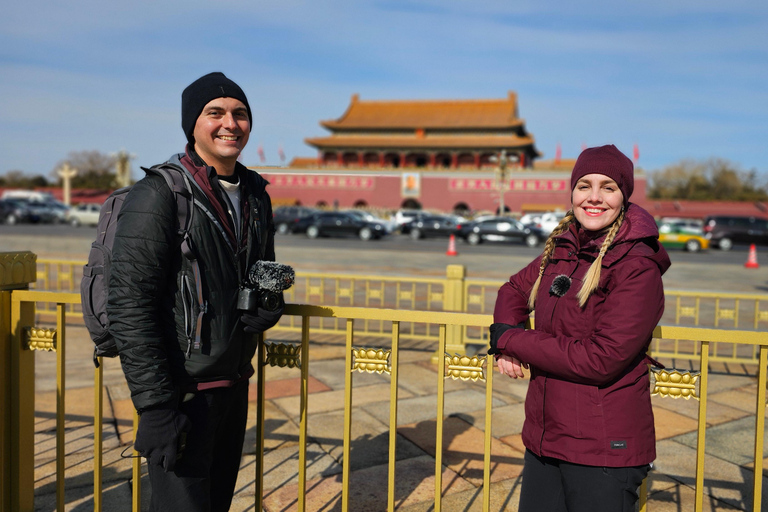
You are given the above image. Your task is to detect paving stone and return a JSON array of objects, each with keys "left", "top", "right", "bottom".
[
  {"left": 397, "top": 477, "right": 522, "bottom": 512},
  {"left": 654, "top": 438, "right": 768, "bottom": 510},
  {"left": 110, "top": 397, "right": 136, "bottom": 446},
  {"left": 364, "top": 388, "right": 504, "bottom": 426},
  {"left": 259, "top": 442, "right": 342, "bottom": 491},
  {"left": 455, "top": 402, "right": 526, "bottom": 438},
  {"left": 709, "top": 386, "right": 765, "bottom": 414},
  {"left": 244, "top": 399, "right": 301, "bottom": 453},
  {"left": 262, "top": 455, "right": 474, "bottom": 512},
  {"left": 34, "top": 480, "right": 135, "bottom": 512},
  {"left": 498, "top": 433, "right": 526, "bottom": 455},
  {"left": 307, "top": 408, "right": 426, "bottom": 471},
  {"left": 652, "top": 392, "right": 752, "bottom": 426},
  {"left": 305, "top": 357, "right": 389, "bottom": 390},
  {"left": 653, "top": 405, "right": 700, "bottom": 440},
  {"left": 271, "top": 380, "right": 414, "bottom": 421},
  {"left": 248, "top": 374, "right": 332, "bottom": 401},
  {"left": 674, "top": 415, "right": 768, "bottom": 466},
  {"left": 398, "top": 415, "right": 525, "bottom": 486}
]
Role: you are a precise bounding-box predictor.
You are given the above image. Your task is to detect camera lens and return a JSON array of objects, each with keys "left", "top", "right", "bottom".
[{"left": 260, "top": 292, "right": 282, "bottom": 312}]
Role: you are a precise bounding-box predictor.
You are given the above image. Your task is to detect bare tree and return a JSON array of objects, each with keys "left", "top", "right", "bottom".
[
  {"left": 0, "top": 170, "right": 49, "bottom": 188},
  {"left": 50, "top": 150, "right": 118, "bottom": 189},
  {"left": 648, "top": 158, "right": 768, "bottom": 201}
]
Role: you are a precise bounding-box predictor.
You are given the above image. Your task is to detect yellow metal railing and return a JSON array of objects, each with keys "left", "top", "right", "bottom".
[
  {"left": 5, "top": 283, "right": 768, "bottom": 510},
  {"left": 32, "top": 258, "right": 768, "bottom": 367}
]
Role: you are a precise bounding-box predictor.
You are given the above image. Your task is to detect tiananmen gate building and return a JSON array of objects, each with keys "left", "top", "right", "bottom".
[{"left": 254, "top": 92, "right": 649, "bottom": 214}]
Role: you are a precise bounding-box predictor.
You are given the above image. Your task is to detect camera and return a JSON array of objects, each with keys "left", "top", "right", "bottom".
[{"left": 237, "top": 261, "right": 296, "bottom": 312}]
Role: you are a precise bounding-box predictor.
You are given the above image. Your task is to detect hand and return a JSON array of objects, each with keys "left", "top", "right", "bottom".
[
  {"left": 134, "top": 408, "right": 192, "bottom": 472},
  {"left": 241, "top": 303, "right": 284, "bottom": 334},
  {"left": 497, "top": 354, "right": 528, "bottom": 379}
]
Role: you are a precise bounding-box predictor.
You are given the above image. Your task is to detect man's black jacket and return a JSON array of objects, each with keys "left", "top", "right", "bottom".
[{"left": 107, "top": 153, "right": 275, "bottom": 412}]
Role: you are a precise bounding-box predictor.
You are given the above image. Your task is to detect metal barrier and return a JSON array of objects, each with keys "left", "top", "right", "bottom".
[
  {"left": 4, "top": 269, "right": 768, "bottom": 509},
  {"left": 32, "top": 258, "right": 768, "bottom": 367}
]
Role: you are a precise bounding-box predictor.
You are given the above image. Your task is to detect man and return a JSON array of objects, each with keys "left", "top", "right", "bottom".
[{"left": 107, "top": 72, "right": 283, "bottom": 511}]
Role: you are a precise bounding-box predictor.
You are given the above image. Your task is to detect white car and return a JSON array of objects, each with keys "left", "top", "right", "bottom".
[
  {"left": 534, "top": 211, "right": 567, "bottom": 234},
  {"left": 67, "top": 203, "right": 102, "bottom": 227}
]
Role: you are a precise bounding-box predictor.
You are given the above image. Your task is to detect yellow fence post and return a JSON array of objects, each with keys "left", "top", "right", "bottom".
[
  {"left": 0, "top": 251, "right": 37, "bottom": 512},
  {"left": 443, "top": 264, "right": 466, "bottom": 356}
]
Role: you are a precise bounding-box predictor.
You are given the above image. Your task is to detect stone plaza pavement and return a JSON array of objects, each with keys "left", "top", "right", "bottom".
[{"left": 31, "top": 325, "right": 768, "bottom": 512}]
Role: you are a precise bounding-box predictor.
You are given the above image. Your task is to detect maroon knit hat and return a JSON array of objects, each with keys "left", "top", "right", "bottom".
[{"left": 570, "top": 144, "right": 634, "bottom": 207}]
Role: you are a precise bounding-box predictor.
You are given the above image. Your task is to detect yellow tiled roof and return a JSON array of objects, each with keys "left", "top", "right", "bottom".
[{"left": 321, "top": 92, "right": 523, "bottom": 130}]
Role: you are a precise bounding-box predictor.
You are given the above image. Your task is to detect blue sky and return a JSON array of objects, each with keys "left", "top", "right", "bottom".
[{"left": 2, "top": 0, "right": 766, "bottom": 181}]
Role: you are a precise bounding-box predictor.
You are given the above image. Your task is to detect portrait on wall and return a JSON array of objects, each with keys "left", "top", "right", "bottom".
[{"left": 401, "top": 172, "right": 421, "bottom": 198}]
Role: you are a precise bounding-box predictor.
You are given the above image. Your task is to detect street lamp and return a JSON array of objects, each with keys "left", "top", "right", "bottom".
[{"left": 489, "top": 150, "right": 519, "bottom": 216}]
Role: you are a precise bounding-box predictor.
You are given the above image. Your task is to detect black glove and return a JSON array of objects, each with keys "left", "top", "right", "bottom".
[
  {"left": 134, "top": 408, "right": 192, "bottom": 472},
  {"left": 242, "top": 303, "right": 284, "bottom": 334},
  {"left": 488, "top": 322, "right": 525, "bottom": 355}
]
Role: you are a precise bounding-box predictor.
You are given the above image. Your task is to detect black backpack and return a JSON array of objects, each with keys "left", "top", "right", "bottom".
[{"left": 81, "top": 164, "right": 197, "bottom": 367}]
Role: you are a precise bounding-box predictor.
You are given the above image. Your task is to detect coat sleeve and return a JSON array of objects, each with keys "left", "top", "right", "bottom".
[
  {"left": 493, "top": 255, "right": 542, "bottom": 326},
  {"left": 107, "top": 175, "right": 179, "bottom": 411},
  {"left": 499, "top": 257, "right": 664, "bottom": 386}
]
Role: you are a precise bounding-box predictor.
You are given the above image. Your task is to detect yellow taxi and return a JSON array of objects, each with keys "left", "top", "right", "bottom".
[{"left": 657, "top": 221, "right": 709, "bottom": 252}]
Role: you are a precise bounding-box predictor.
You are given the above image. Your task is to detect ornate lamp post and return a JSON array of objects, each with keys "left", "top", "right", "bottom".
[{"left": 56, "top": 163, "right": 78, "bottom": 206}]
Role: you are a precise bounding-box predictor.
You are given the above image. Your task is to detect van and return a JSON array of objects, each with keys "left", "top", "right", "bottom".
[
  {"left": 1, "top": 190, "right": 55, "bottom": 202},
  {"left": 702, "top": 215, "right": 768, "bottom": 250}
]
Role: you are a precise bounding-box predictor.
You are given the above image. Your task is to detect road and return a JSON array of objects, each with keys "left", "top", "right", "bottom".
[{"left": 1, "top": 223, "right": 767, "bottom": 293}]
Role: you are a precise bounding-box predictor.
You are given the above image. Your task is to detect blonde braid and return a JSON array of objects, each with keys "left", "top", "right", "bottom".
[
  {"left": 576, "top": 209, "right": 626, "bottom": 307},
  {"left": 528, "top": 211, "right": 576, "bottom": 309}
]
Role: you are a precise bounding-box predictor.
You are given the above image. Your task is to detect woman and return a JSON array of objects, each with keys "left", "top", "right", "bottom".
[{"left": 490, "top": 144, "right": 670, "bottom": 512}]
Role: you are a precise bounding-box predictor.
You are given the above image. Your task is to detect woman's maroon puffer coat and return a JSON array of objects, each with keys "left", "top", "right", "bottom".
[{"left": 493, "top": 204, "right": 671, "bottom": 467}]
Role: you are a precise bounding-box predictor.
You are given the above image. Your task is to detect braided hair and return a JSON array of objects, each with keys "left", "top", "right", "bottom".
[{"left": 527, "top": 208, "right": 626, "bottom": 309}]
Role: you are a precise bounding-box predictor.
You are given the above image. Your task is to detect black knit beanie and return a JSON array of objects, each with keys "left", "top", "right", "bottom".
[
  {"left": 181, "top": 72, "right": 252, "bottom": 144},
  {"left": 570, "top": 144, "right": 634, "bottom": 207}
]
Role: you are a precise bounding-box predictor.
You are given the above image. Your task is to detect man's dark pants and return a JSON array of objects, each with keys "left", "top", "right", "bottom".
[{"left": 148, "top": 380, "right": 249, "bottom": 512}]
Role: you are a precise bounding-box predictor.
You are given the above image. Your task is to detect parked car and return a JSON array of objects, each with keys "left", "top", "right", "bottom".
[
  {"left": 659, "top": 217, "right": 703, "bottom": 234},
  {"left": 343, "top": 209, "right": 394, "bottom": 233},
  {"left": 456, "top": 216, "right": 545, "bottom": 247},
  {"left": 272, "top": 206, "right": 317, "bottom": 235},
  {"left": 293, "top": 211, "right": 388, "bottom": 240},
  {"left": 67, "top": 202, "right": 102, "bottom": 227},
  {"left": 531, "top": 211, "right": 567, "bottom": 234},
  {"left": 393, "top": 209, "right": 430, "bottom": 234},
  {"left": 13, "top": 198, "right": 64, "bottom": 223},
  {"left": 518, "top": 212, "right": 543, "bottom": 227},
  {"left": 657, "top": 222, "right": 709, "bottom": 252},
  {"left": 703, "top": 215, "right": 768, "bottom": 251},
  {"left": 405, "top": 214, "right": 466, "bottom": 240},
  {"left": 0, "top": 199, "right": 32, "bottom": 224},
  {"left": 0, "top": 198, "right": 38, "bottom": 224}
]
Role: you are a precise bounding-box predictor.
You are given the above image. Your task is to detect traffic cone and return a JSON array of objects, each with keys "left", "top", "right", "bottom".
[
  {"left": 745, "top": 244, "right": 759, "bottom": 269},
  {"left": 446, "top": 234, "right": 458, "bottom": 256}
]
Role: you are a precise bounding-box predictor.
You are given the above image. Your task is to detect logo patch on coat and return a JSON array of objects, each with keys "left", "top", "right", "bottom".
[{"left": 610, "top": 440, "right": 627, "bottom": 449}]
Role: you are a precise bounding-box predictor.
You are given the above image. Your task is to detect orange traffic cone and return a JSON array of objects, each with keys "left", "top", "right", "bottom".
[
  {"left": 745, "top": 244, "right": 759, "bottom": 269},
  {"left": 446, "top": 234, "right": 458, "bottom": 256}
]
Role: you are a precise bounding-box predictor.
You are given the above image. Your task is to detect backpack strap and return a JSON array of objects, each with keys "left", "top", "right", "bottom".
[{"left": 146, "top": 164, "right": 208, "bottom": 357}]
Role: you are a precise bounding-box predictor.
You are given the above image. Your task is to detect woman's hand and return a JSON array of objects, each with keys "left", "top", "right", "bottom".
[{"left": 497, "top": 354, "right": 528, "bottom": 379}]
